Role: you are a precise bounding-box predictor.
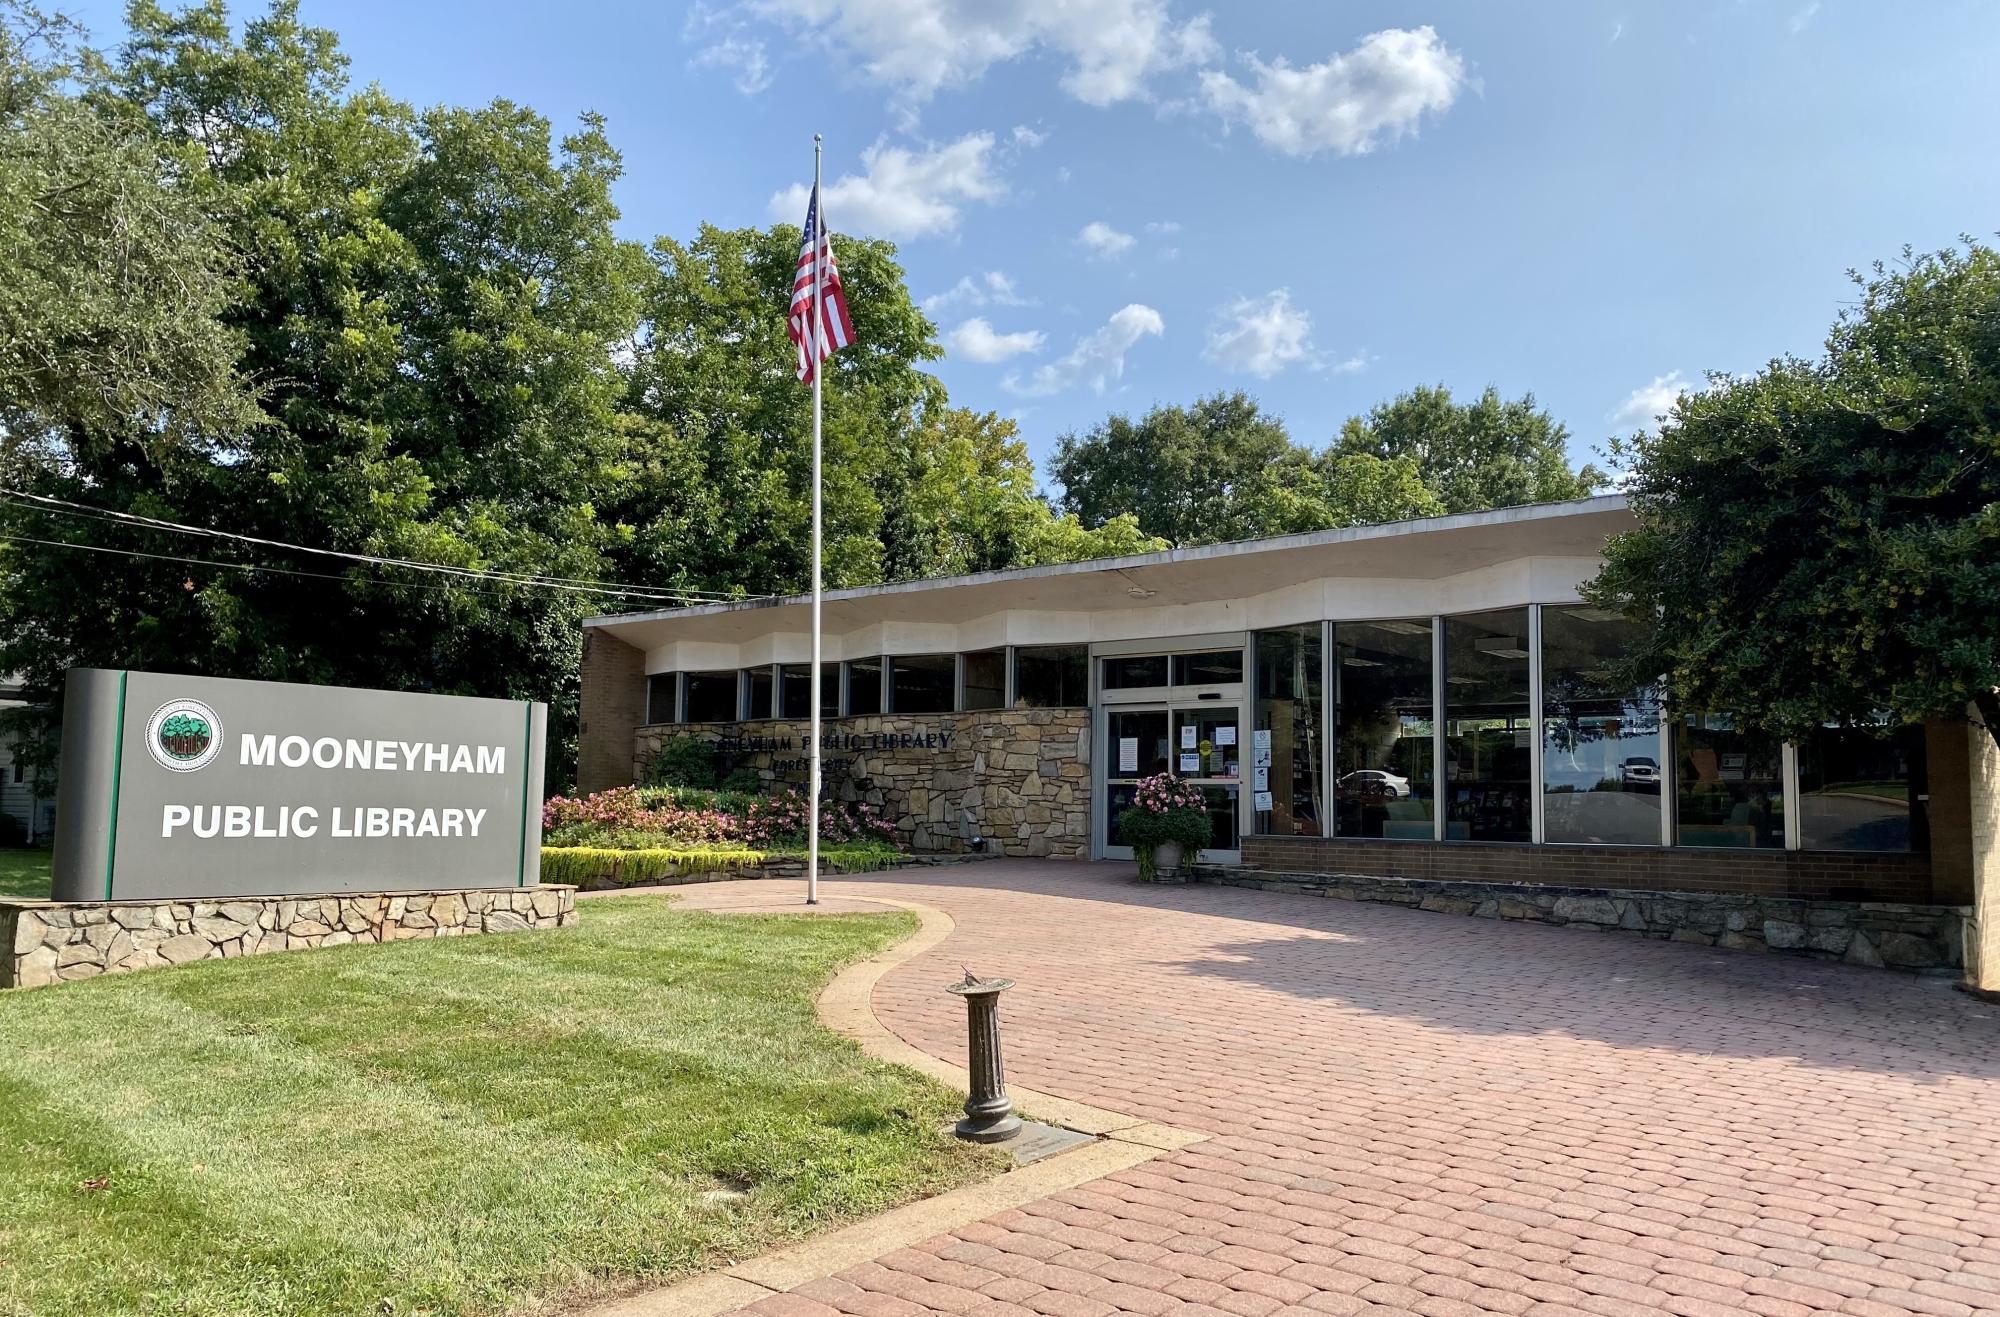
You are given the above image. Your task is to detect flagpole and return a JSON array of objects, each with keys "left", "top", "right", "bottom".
[{"left": 806, "top": 132, "right": 824, "bottom": 908}]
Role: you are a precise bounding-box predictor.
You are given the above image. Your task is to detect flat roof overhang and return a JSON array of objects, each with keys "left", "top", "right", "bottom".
[{"left": 586, "top": 495, "right": 1636, "bottom": 651}]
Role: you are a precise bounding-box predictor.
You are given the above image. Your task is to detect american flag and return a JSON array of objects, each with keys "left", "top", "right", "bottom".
[{"left": 789, "top": 184, "right": 856, "bottom": 385}]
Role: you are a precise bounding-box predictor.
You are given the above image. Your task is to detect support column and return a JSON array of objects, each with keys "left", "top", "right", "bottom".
[
  {"left": 577, "top": 629, "right": 647, "bottom": 794},
  {"left": 1964, "top": 709, "right": 2000, "bottom": 994}
]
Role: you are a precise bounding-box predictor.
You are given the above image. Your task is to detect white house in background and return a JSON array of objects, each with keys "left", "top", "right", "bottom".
[{"left": 0, "top": 673, "right": 52, "bottom": 844}]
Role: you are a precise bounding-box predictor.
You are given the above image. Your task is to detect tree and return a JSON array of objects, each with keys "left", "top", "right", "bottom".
[
  {"left": 0, "top": 0, "right": 647, "bottom": 784},
  {"left": 0, "top": 2, "right": 258, "bottom": 477},
  {"left": 1051, "top": 391, "right": 1441, "bottom": 546},
  {"left": 612, "top": 221, "right": 943, "bottom": 595},
  {"left": 612, "top": 228, "right": 1157, "bottom": 595},
  {"left": 1334, "top": 383, "right": 1606, "bottom": 514},
  {"left": 895, "top": 407, "right": 1164, "bottom": 574},
  {"left": 1584, "top": 241, "right": 2000, "bottom": 746}
]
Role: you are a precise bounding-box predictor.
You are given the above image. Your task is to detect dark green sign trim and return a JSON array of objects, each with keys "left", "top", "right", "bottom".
[
  {"left": 516, "top": 701, "right": 532, "bottom": 887},
  {"left": 103, "top": 669, "right": 128, "bottom": 901}
]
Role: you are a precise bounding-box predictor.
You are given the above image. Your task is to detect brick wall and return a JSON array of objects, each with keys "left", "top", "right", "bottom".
[
  {"left": 1241, "top": 835, "right": 1937, "bottom": 904},
  {"left": 576, "top": 629, "right": 646, "bottom": 795}
]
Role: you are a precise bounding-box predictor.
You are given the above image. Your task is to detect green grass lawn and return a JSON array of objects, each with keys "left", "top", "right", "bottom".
[
  {"left": 0, "top": 848, "right": 51, "bottom": 900},
  {"left": 0, "top": 895, "right": 997, "bottom": 1316}
]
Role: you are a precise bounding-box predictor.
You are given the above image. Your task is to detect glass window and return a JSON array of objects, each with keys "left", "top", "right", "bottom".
[
  {"left": 963, "top": 649, "right": 1006, "bottom": 711},
  {"left": 1800, "top": 723, "right": 1927, "bottom": 852},
  {"left": 845, "top": 658, "right": 883, "bottom": 716},
  {"left": 1444, "top": 609, "right": 1532, "bottom": 843},
  {"left": 1015, "top": 645, "right": 1088, "bottom": 708},
  {"left": 742, "top": 666, "right": 773, "bottom": 720},
  {"left": 646, "top": 673, "right": 677, "bottom": 724},
  {"left": 891, "top": 654, "right": 955, "bottom": 713},
  {"left": 1173, "top": 651, "right": 1244, "bottom": 686},
  {"left": 780, "top": 663, "right": 840, "bottom": 720},
  {"left": 1104, "top": 708, "right": 1171, "bottom": 847},
  {"left": 1540, "top": 608, "right": 1663, "bottom": 846},
  {"left": 1253, "top": 626, "right": 1324, "bottom": 837},
  {"left": 1102, "top": 654, "right": 1168, "bottom": 689},
  {"left": 1675, "top": 714, "right": 1784, "bottom": 848},
  {"left": 684, "top": 671, "right": 737, "bottom": 723},
  {"left": 1334, "top": 619, "right": 1436, "bottom": 838}
]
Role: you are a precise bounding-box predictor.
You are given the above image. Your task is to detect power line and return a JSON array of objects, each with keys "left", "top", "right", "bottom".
[
  {"left": 0, "top": 531, "right": 715, "bottom": 605},
  {"left": 0, "top": 489, "right": 754, "bottom": 606}
]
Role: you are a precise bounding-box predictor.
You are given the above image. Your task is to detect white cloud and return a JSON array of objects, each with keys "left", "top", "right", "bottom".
[
  {"left": 769, "top": 132, "right": 1005, "bottom": 238},
  {"left": 1203, "top": 289, "right": 1316, "bottom": 379},
  {"left": 1144, "top": 220, "right": 1181, "bottom": 234},
  {"left": 749, "top": 0, "right": 1216, "bottom": 107},
  {"left": 1199, "top": 26, "right": 1468, "bottom": 158},
  {"left": 944, "top": 317, "right": 1046, "bottom": 363},
  {"left": 1789, "top": 2, "right": 1821, "bottom": 34},
  {"left": 690, "top": 36, "right": 773, "bottom": 93},
  {"left": 921, "top": 270, "right": 1030, "bottom": 314},
  {"left": 1078, "top": 221, "right": 1136, "bottom": 260},
  {"left": 1005, "top": 304, "right": 1164, "bottom": 397},
  {"left": 1012, "top": 124, "right": 1048, "bottom": 149},
  {"left": 1609, "top": 370, "right": 1694, "bottom": 434}
]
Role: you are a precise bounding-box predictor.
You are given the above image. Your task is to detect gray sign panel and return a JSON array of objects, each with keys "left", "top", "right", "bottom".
[{"left": 52, "top": 669, "right": 546, "bottom": 902}]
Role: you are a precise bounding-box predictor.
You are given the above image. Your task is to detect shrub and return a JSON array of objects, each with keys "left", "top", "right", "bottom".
[
  {"left": 0, "top": 814, "right": 24, "bottom": 848},
  {"left": 541, "top": 786, "right": 741, "bottom": 848},
  {"left": 1116, "top": 773, "right": 1212, "bottom": 881},
  {"left": 643, "top": 736, "right": 718, "bottom": 789},
  {"left": 740, "top": 786, "right": 898, "bottom": 849},
  {"left": 719, "top": 766, "right": 764, "bottom": 793},
  {"left": 540, "top": 847, "right": 767, "bottom": 887}
]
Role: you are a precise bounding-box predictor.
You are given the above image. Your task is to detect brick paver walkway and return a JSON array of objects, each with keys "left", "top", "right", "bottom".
[{"left": 680, "top": 862, "right": 2000, "bottom": 1317}]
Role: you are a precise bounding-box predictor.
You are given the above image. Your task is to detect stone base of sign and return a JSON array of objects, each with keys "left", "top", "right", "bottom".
[
  {"left": 0, "top": 886, "right": 577, "bottom": 989},
  {"left": 1194, "top": 866, "right": 1967, "bottom": 974}
]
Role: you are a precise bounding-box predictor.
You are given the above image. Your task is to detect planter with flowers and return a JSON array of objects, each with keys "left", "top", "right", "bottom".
[{"left": 1116, "top": 772, "right": 1212, "bottom": 883}]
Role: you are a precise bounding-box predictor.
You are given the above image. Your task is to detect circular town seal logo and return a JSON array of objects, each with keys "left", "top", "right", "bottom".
[{"left": 146, "top": 698, "right": 223, "bottom": 773}]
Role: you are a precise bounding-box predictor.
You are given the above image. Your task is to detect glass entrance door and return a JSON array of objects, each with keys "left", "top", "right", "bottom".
[
  {"left": 1173, "top": 706, "right": 1243, "bottom": 858},
  {"left": 1100, "top": 703, "right": 1245, "bottom": 863}
]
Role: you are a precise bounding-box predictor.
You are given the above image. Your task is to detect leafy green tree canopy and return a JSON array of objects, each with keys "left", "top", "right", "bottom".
[
  {"left": 1585, "top": 241, "right": 2000, "bottom": 745},
  {"left": 1051, "top": 391, "right": 1444, "bottom": 547},
  {"left": 614, "top": 225, "right": 1155, "bottom": 594},
  {"left": 0, "top": 2, "right": 259, "bottom": 475},
  {"left": 1334, "top": 383, "right": 1606, "bottom": 514}
]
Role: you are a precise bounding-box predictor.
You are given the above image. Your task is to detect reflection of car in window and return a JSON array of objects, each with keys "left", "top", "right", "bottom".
[
  {"left": 1338, "top": 769, "right": 1409, "bottom": 799},
  {"left": 1621, "top": 756, "right": 1660, "bottom": 784}
]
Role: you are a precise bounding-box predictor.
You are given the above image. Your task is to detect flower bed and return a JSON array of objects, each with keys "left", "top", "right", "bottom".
[
  {"left": 542, "top": 785, "right": 898, "bottom": 852},
  {"left": 538, "top": 785, "right": 905, "bottom": 889}
]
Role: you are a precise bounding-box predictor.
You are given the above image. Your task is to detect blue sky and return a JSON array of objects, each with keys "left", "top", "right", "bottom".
[{"left": 71, "top": 0, "right": 2000, "bottom": 480}]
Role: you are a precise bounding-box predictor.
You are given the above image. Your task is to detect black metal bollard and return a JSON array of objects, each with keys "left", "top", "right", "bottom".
[{"left": 946, "top": 970, "right": 1023, "bottom": 1143}]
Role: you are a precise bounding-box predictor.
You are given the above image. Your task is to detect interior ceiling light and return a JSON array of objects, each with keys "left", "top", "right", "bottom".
[
  {"left": 1446, "top": 675, "right": 1483, "bottom": 685},
  {"left": 1341, "top": 656, "right": 1384, "bottom": 667},
  {"left": 1475, "top": 636, "right": 1531, "bottom": 659},
  {"left": 1563, "top": 606, "right": 1625, "bottom": 623}
]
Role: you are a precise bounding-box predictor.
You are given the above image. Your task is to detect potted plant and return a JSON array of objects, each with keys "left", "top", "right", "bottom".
[{"left": 1117, "top": 772, "right": 1212, "bottom": 882}]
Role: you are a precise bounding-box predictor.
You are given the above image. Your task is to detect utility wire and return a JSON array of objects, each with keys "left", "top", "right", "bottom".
[
  {"left": 0, "top": 531, "right": 724, "bottom": 605},
  {"left": 0, "top": 488, "right": 752, "bottom": 606}
]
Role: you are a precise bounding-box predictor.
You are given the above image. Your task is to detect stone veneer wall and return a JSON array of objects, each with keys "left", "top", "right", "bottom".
[
  {"left": 636, "top": 710, "right": 1091, "bottom": 857},
  {"left": 2, "top": 886, "right": 578, "bottom": 989},
  {"left": 1195, "top": 867, "right": 1966, "bottom": 974}
]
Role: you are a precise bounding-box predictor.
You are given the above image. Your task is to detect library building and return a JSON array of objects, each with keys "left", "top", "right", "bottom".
[{"left": 578, "top": 497, "right": 1997, "bottom": 977}]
